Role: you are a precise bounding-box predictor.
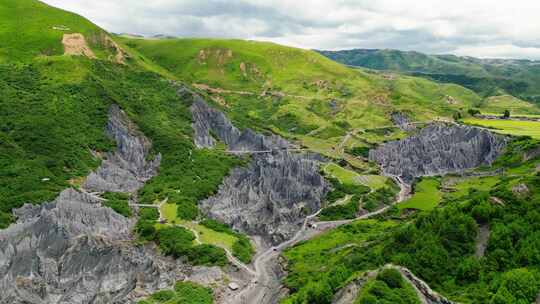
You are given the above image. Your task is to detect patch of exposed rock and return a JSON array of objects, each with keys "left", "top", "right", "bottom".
[
  {"left": 62, "top": 33, "right": 96, "bottom": 58},
  {"left": 391, "top": 112, "right": 416, "bottom": 131},
  {"left": 83, "top": 104, "right": 161, "bottom": 193},
  {"left": 369, "top": 124, "right": 506, "bottom": 183},
  {"left": 201, "top": 151, "right": 327, "bottom": 245},
  {"left": 189, "top": 93, "right": 288, "bottom": 151},
  {"left": 182, "top": 87, "right": 329, "bottom": 245},
  {"left": 0, "top": 189, "right": 186, "bottom": 304},
  {"left": 332, "top": 265, "right": 455, "bottom": 304},
  {"left": 0, "top": 104, "right": 184, "bottom": 304}
]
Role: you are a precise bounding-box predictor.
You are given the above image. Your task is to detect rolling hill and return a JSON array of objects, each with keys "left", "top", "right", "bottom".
[
  {"left": 2, "top": 1, "right": 540, "bottom": 304},
  {"left": 319, "top": 48, "right": 540, "bottom": 107}
]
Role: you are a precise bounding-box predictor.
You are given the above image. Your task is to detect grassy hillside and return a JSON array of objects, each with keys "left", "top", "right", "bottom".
[
  {"left": 319, "top": 48, "right": 540, "bottom": 107},
  {"left": 283, "top": 138, "right": 540, "bottom": 303},
  {"left": 0, "top": 0, "right": 118, "bottom": 62},
  {"left": 118, "top": 37, "right": 490, "bottom": 166}
]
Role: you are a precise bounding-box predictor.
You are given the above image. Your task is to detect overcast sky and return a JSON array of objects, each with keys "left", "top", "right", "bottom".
[{"left": 42, "top": 0, "right": 540, "bottom": 59}]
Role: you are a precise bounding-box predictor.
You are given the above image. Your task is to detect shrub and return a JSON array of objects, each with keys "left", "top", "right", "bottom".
[
  {"left": 377, "top": 268, "right": 403, "bottom": 288},
  {"left": 346, "top": 146, "right": 371, "bottom": 158},
  {"left": 157, "top": 226, "right": 195, "bottom": 257},
  {"left": 187, "top": 244, "right": 227, "bottom": 266},
  {"left": 102, "top": 192, "right": 132, "bottom": 217},
  {"left": 150, "top": 290, "right": 175, "bottom": 301}
]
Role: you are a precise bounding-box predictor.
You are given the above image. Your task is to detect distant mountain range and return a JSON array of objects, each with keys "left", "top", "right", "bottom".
[{"left": 318, "top": 48, "right": 540, "bottom": 103}]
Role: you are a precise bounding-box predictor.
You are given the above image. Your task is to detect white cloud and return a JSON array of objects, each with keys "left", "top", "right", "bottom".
[{"left": 41, "top": 0, "right": 540, "bottom": 59}]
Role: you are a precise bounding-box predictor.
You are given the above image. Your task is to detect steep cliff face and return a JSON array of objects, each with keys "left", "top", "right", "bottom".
[
  {"left": 0, "top": 105, "right": 179, "bottom": 304},
  {"left": 201, "top": 151, "right": 327, "bottom": 245},
  {"left": 83, "top": 104, "right": 161, "bottom": 193},
  {"left": 369, "top": 124, "right": 506, "bottom": 183},
  {"left": 0, "top": 189, "right": 185, "bottom": 304},
  {"left": 183, "top": 88, "right": 328, "bottom": 245},
  {"left": 189, "top": 92, "right": 288, "bottom": 151}
]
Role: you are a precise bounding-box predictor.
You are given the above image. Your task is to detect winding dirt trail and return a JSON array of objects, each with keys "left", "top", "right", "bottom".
[{"left": 226, "top": 179, "right": 411, "bottom": 304}]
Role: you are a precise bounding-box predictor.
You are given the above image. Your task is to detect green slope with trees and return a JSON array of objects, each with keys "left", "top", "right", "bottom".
[{"left": 318, "top": 48, "right": 540, "bottom": 108}]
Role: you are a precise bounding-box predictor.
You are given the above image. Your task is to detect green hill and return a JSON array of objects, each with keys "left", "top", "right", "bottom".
[
  {"left": 0, "top": 1, "right": 239, "bottom": 230},
  {"left": 319, "top": 48, "right": 540, "bottom": 107},
  {"left": 0, "top": 0, "right": 118, "bottom": 62},
  {"left": 2, "top": 2, "right": 540, "bottom": 304},
  {"left": 117, "top": 37, "right": 491, "bottom": 165}
]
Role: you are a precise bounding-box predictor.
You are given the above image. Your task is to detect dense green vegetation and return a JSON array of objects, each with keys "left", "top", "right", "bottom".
[
  {"left": 139, "top": 281, "right": 213, "bottom": 304},
  {"left": 283, "top": 220, "right": 397, "bottom": 304},
  {"left": 200, "top": 219, "right": 255, "bottom": 263},
  {"left": 355, "top": 269, "right": 420, "bottom": 304},
  {"left": 283, "top": 138, "right": 540, "bottom": 303},
  {"left": 4, "top": 2, "right": 540, "bottom": 303},
  {"left": 318, "top": 48, "right": 540, "bottom": 107},
  {"left": 155, "top": 226, "right": 228, "bottom": 266},
  {"left": 102, "top": 192, "right": 132, "bottom": 217},
  {"left": 134, "top": 207, "right": 159, "bottom": 239},
  {"left": 0, "top": 59, "right": 111, "bottom": 228},
  {"left": 117, "top": 36, "right": 496, "bottom": 169}
]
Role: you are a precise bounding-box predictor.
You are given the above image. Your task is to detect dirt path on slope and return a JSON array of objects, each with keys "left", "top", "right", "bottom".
[{"left": 225, "top": 180, "right": 411, "bottom": 304}]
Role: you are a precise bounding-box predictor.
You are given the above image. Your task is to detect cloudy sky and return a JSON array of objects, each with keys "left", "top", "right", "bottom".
[{"left": 43, "top": 0, "right": 540, "bottom": 59}]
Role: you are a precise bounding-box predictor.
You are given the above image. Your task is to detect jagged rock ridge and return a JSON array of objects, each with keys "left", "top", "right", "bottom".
[
  {"left": 83, "top": 104, "right": 161, "bottom": 193},
  {"left": 369, "top": 124, "right": 506, "bottom": 183},
  {"left": 0, "top": 189, "right": 186, "bottom": 304},
  {"left": 183, "top": 88, "right": 329, "bottom": 245},
  {"left": 189, "top": 91, "right": 288, "bottom": 151},
  {"left": 0, "top": 105, "right": 178, "bottom": 304}
]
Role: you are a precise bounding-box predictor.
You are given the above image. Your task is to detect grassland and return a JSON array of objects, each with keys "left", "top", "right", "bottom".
[
  {"left": 159, "top": 203, "right": 239, "bottom": 253},
  {"left": 398, "top": 178, "right": 442, "bottom": 211},
  {"left": 323, "top": 163, "right": 388, "bottom": 190},
  {"left": 117, "top": 37, "right": 494, "bottom": 168},
  {"left": 0, "top": 0, "right": 116, "bottom": 62},
  {"left": 445, "top": 176, "right": 500, "bottom": 200},
  {"left": 479, "top": 95, "right": 540, "bottom": 115},
  {"left": 463, "top": 118, "right": 540, "bottom": 139}
]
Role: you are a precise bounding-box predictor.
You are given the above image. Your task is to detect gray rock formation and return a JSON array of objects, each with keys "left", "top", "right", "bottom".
[
  {"left": 369, "top": 124, "right": 506, "bottom": 183},
  {"left": 201, "top": 151, "right": 327, "bottom": 245},
  {"left": 0, "top": 104, "right": 184, "bottom": 304},
  {"left": 391, "top": 112, "right": 416, "bottom": 131},
  {"left": 182, "top": 87, "right": 328, "bottom": 245},
  {"left": 190, "top": 93, "right": 288, "bottom": 151},
  {"left": 0, "top": 189, "right": 185, "bottom": 304},
  {"left": 83, "top": 104, "right": 161, "bottom": 193}
]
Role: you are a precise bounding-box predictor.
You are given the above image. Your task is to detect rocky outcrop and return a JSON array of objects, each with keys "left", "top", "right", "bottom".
[
  {"left": 394, "top": 266, "right": 455, "bottom": 304},
  {"left": 201, "top": 151, "right": 327, "bottom": 245},
  {"left": 391, "top": 112, "right": 416, "bottom": 131},
  {"left": 369, "top": 124, "right": 506, "bottom": 183},
  {"left": 0, "top": 104, "right": 182, "bottom": 304},
  {"left": 0, "top": 189, "right": 186, "bottom": 304},
  {"left": 189, "top": 93, "right": 288, "bottom": 151},
  {"left": 83, "top": 104, "right": 161, "bottom": 193},
  {"left": 181, "top": 87, "right": 329, "bottom": 245},
  {"left": 332, "top": 265, "right": 455, "bottom": 304}
]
